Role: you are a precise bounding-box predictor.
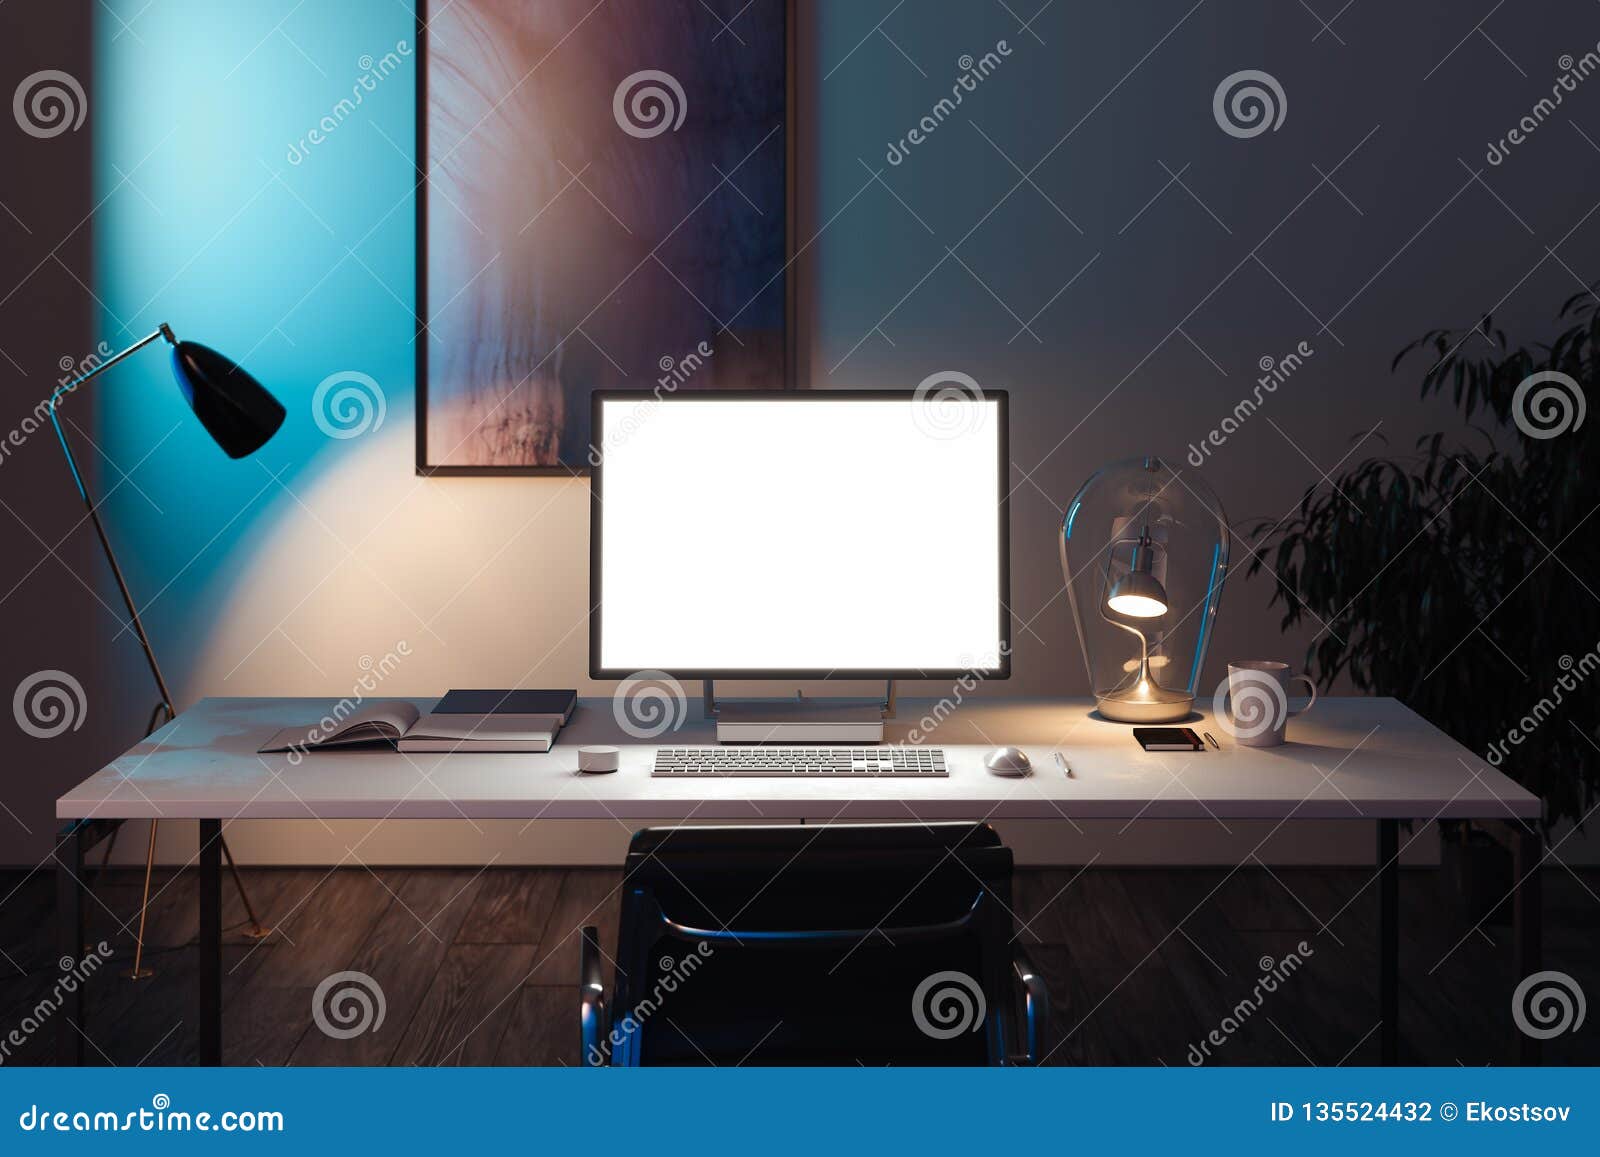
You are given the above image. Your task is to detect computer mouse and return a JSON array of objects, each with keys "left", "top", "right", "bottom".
[{"left": 984, "top": 746, "right": 1032, "bottom": 776}]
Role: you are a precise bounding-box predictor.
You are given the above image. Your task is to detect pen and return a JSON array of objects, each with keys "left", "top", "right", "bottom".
[
  {"left": 1203, "top": 731, "right": 1220, "bottom": 750},
  {"left": 1054, "top": 751, "right": 1073, "bottom": 778}
]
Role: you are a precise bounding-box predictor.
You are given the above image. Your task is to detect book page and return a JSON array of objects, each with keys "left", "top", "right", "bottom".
[
  {"left": 329, "top": 700, "right": 422, "bottom": 740},
  {"left": 257, "top": 701, "right": 422, "bottom": 753}
]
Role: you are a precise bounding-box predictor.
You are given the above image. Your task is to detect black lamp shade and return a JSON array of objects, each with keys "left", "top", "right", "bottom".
[{"left": 170, "top": 341, "right": 286, "bottom": 458}]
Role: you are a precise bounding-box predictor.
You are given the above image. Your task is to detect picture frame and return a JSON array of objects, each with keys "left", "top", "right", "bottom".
[{"left": 414, "top": 0, "right": 796, "bottom": 475}]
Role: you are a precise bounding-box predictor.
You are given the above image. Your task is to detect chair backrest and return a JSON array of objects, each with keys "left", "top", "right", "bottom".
[{"left": 600, "top": 822, "right": 1015, "bottom": 1065}]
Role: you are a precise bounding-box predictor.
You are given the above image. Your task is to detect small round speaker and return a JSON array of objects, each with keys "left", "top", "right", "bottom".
[{"left": 577, "top": 745, "right": 620, "bottom": 774}]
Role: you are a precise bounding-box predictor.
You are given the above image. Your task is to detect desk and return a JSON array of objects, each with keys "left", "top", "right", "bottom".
[{"left": 56, "top": 695, "right": 1542, "bottom": 1065}]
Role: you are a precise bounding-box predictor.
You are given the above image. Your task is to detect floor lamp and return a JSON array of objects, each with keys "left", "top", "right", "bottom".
[{"left": 49, "top": 323, "right": 285, "bottom": 978}]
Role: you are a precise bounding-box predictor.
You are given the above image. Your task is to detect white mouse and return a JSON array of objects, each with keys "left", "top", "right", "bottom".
[{"left": 983, "top": 746, "right": 1032, "bottom": 776}]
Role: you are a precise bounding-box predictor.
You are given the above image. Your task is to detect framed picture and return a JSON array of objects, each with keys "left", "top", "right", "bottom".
[{"left": 416, "top": 0, "right": 795, "bottom": 475}]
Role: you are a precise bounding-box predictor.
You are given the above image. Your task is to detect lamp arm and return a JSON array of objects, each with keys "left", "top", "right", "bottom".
[
  {"left": 1099, "top": 601, "right": 1150, "bottom": 664},
  {"left": 48, "top": 325, "right": 180, "bottom": 723}
]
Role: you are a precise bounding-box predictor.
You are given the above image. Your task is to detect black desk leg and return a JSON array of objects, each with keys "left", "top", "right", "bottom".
[
  {"left": 1378, "top": 819, "right": 1399, "bottom": 1065},
  {"left": 1514, "top": 826, "right": 1543, "bottom": 1066},
  {"left": 199, "top": 819, "right": 222, "bottom": 1066},
  {"left": 55, "top": 823, "right": 86, "bottom": 1066}
]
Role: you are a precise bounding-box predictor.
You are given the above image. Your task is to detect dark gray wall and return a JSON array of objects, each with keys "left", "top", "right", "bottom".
[
  {"left": 798, "top": 0, "right": 1600, "bottom": 701},
  {"left": 0, "top": 1, "right": 100, "bottom": 866}
]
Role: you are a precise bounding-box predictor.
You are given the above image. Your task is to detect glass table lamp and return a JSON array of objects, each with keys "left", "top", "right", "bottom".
[{"left": 1059, "top": 456, "right": 1229, "bottom": 722}]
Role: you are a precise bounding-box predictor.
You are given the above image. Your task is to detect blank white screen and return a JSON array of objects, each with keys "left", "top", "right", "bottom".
[{"left": 595, "top": 396, "right": 1005, "bottom": 673}]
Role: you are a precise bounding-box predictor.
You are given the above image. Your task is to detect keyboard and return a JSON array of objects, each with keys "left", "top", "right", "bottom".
[{"left": 652, "top": 747, "right": 947, "bottom": 777}]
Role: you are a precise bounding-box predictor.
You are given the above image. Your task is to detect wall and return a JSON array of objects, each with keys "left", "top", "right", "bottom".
[
  {"left": 0, "top": 0, "right": 98, "bottom": 868},
  {"left": 3, "top": 0, "right": 1597, "bottom": 865}
]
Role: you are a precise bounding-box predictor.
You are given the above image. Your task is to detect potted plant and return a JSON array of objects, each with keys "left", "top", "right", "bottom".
[{"left": 1248, "top": 290, "right": 1599, "bottom": 919}]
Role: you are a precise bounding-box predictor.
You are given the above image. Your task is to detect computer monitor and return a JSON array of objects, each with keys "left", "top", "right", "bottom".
[{"left": 590, "top": 390, "right": 1010, "bottom": 679}]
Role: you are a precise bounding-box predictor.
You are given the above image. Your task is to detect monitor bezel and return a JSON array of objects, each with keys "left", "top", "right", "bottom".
[{"left": 589, "top": 389, "right": 1012, "bottom": 681}]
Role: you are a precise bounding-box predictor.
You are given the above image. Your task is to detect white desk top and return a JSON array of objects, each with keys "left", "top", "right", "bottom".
[{"left": 56, "top": 696, "right": 1539, "bottom": 823}]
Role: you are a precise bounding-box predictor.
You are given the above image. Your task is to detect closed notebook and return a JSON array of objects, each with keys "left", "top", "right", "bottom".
[
  {"left": 1131, "top": 727, "right": 1204, "bottom": 752},
  {"left": 432, "top": 688, "right": 576, "bottom": 722},
  {"left": 399, "top": 689, "right": 576, "bottom": 752}
]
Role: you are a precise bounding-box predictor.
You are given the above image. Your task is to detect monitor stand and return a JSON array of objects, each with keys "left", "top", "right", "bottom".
[{"left": 703, "top": 681, "right": 895, "bottom": 744}]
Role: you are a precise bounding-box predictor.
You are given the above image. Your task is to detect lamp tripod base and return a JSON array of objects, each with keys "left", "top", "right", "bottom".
[{"left": 118, "top": 818, "right": 274, "bottom": 981}]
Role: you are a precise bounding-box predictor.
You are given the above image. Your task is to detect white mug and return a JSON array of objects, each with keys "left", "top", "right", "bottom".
[{"left": 1219, "top": 661, "right": 1317, "bottom": 747}]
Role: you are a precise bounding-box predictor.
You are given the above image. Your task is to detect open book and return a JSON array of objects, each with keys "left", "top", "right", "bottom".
[{"left": 259, "top": 693, "right": 572, "bottom": 756}]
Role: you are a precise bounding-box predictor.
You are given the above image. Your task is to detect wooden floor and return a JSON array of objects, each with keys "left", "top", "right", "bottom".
[{"left": 1, "top": 865, "right": 1595, "bottom": 1065}]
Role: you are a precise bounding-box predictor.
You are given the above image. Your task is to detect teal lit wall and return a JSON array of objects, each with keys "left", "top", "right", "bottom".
[{"left": 94, "top": 0, "right": 414, "bottom": 684}]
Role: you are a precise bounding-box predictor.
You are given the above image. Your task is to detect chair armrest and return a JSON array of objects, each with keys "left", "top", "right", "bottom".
[
  {"left": 580, "top": 926, "right": 607, "bottom": 1066},
  {"left": 1011, "top": 946, "right": 1050, "bottom": 1065}
]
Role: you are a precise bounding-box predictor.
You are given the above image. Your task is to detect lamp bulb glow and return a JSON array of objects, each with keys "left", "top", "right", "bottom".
[{"left": 1107, "top": 592, "right": 1167, "bottom": 618}]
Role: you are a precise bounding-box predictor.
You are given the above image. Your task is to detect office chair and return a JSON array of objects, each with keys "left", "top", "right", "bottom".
[{"left": 580, "top": 822, "right": 1049, "bottom": 1065}]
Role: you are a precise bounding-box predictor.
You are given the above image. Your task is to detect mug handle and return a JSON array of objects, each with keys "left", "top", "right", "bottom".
[{"left": 1287, "top": 674, "right": 1318, "bottom": 715}]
